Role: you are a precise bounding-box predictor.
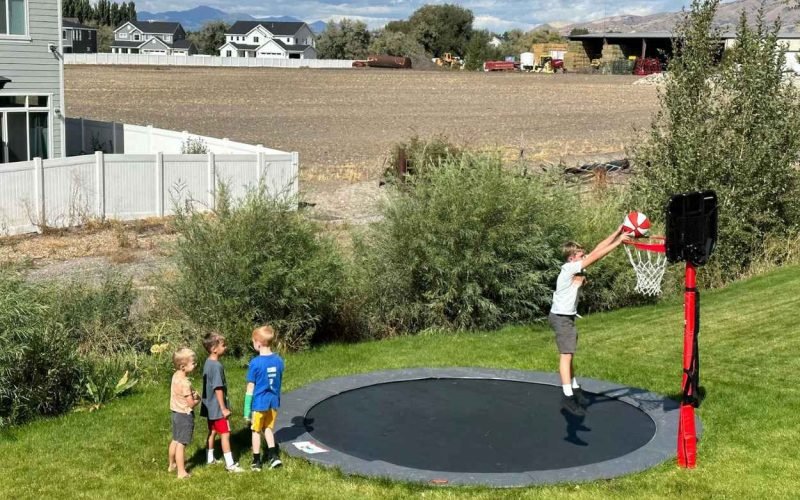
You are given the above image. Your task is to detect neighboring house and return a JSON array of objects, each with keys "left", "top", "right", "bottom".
[
  {"left": 218, "top": 21, "right": 317, "bottom": 59},
  {"left": 489, "top": 36, "right": 503, "bottom": 48},
  {"left": 0, "top": 0, "right": 65, "bottom": 163},
  {"left": 62, "top": 18, "right": 97, "bottom": 53},
  {"left": 110, "top": 20, "right": 196, "bottom": 55}
]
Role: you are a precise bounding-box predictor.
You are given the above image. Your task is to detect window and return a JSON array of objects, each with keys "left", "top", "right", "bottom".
[
  {"left": 225, "top": 50, "right": 231, "bottom": 57},
  {"left": 133, "top": 34, "right": 140, "bottom": 41},
  {"left": 0, "top": 95, "right": 51, "bottom": 163},
  {"left": 0, "top": 0, "right": 26, "bottom": 35},
  {"left": 119, "top": 32, "right": 128, "bottom": 38},
  {"left": 254, "top": 36, "right": 259, "bottom": 43}
]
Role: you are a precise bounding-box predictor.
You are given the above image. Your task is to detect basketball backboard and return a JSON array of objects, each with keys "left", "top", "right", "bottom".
[{"left": 665, "top": 190, "right": 718, "bottom": 266}]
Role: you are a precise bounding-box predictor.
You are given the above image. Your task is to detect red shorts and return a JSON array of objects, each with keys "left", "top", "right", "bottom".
[{"left": 207, "top": 417, "right": 231, "bottom": 434}]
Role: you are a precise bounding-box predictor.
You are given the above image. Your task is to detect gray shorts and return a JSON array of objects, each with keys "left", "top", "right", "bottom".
[
  {"left": 171, "top": 411, "right": 194, "bottom": 445},
  {"left": 549, "top": 313, "right": 578, "bottom": 354}
]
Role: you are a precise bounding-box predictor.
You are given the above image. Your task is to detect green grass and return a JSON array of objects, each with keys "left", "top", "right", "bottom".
[{"left": 2, "top": 265, "right": 800, "bottom": 498}]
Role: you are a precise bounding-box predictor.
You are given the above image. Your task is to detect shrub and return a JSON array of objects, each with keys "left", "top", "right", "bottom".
[
  {"left": 629, "top": 0, "right": 800, "bottom": 282},
  {"left": 358, "top": 153, "right": 578, "bottom": 334},
  {"left": 384, "top": 135, "right": 463, "bottom": 184},
  {"left": 0, "top": 276, "right": 84, "bottom": 426},
  {"left": 180, "top": 136, "right": 210, "bottom": 154},
  {"left": 169, "top": 184, "right": 347, "bottom": 352}
]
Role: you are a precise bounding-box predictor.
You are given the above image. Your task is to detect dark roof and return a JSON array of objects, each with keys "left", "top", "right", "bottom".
[
  {"left": 63, "top": 18, "right": 96, "bottom": 30},
  {"left": 569, "top": 30, "right": 800, "bottom": 41},
  {"left": 225, "top": 42, "right": 259, "bottom": 50},
  {"left": 172, "top": 39, "right": 195, "bottom": 49},
  {"left": 227, "top": 20, "right": 306, "bottom": 36},
  {"left": 127, "top": 20, "right": 182, "bottom": 34},
  {"left": 271, "top": 39, "right": 313, "bottom": 52},
  {"left": 110, "top": 40, "right": 146, "bottom": 48}
]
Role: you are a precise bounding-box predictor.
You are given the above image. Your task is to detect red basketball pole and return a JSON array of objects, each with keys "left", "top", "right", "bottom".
[{"left": 677, "top": 262, "right": 698, "bottom": 468}]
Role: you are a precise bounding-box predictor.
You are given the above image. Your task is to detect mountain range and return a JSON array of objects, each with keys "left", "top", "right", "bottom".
[
  {"left": 137, "top": 6, "right": 327, "bottom": 33},
  {"left": 557, "top": 0, "right": 800, "bottom": 34}
]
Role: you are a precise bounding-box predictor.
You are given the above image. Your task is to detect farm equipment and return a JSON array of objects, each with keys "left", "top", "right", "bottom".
[
  {"left": 433, "top": 52, "right": 463, "bottom": 68},
  {"left": 634, "top": 57, "right": 662, "bottom": 76},
  {"left": 483, "top": 60, "right": 519, "bottom": 72},
  {"left": 535, "top": 56, "right": 566, "bottom": 73},
  {"left": 352, "top": 55, "right": 413, "bottom": 69}
]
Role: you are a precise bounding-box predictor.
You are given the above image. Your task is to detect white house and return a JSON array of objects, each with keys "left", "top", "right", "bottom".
[
  {"left": 218, "top": 21, "right": 316, "bottom": 59},
  {"left": 111, "top": 20, "right": 196, "bottom": 55},
  {"left": 0, "top": 0, "right": 65, "bottom": 162}
]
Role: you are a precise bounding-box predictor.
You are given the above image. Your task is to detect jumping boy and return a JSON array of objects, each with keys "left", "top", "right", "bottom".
[
  {"left": 201, "top": 332, "right": 244, "bottom": 473},
  {"left": 550, "top": 226, "right": 629, "bottom": 416},
  {"left": 168, "top": 347, "right": 200, "bottom": 479},
  {"left": 243, "top": 325, "right": 285, "bottom": 471}
]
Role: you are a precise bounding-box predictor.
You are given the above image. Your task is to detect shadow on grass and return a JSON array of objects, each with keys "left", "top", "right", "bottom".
[{"left": 187, "top": 425, "right": 254, "bottom": 469}]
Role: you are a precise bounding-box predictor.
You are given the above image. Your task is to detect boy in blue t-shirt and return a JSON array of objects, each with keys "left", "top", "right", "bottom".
[{"left": 243, "top": 324, "right": 285, "bottom": 471}]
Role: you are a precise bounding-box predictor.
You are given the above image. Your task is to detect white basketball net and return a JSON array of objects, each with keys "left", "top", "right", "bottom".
[{"left": 624, "top": 244, "right": 668, "bottom": 296}]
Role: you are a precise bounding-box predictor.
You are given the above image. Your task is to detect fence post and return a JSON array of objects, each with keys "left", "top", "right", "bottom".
[
  {"left": 291, "top": 152, "right": 300, "bottom": 202},
  {"left": 156, "top": 152, "right": 164, "bottom": 217},
  {"left": 80, "top": 117, "right": 85, "bottom": 154},
  {"left": 33, "top": 157, "right": 45, "bottom": 231},
  {"left": 95, "top": 151, "right": 105, "bottom": 220},
  {"left": 207, "top": 151, "right": 216, "bottom": 210},
  {"left": 257, "top": 150, "right": 265, "bottom": 186}
]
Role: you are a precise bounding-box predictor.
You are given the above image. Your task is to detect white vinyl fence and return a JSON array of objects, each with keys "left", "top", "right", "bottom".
[
  {"left": 64, "top": 53, "right": 355, "bottom": 69},
  {"left": 66, "top": 118, "right": 286, "bottom": 156},
  {"left": 0, "top": 151, "right": 298, "bottom": 236}
]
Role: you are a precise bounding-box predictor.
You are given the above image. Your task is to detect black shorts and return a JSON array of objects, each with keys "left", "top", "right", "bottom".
[
  {"left": 549, "top": 313, "right": 578, "bottom": 354},
  {"left": 171, "top": 411, "right": 194, "bottom": 445}
]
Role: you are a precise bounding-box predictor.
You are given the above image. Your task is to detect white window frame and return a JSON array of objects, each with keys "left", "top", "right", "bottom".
[
  {"left": 0, "top": 93, "right": 53, "bottom": 163},
  {"left": 133, "top": 33, "right": 140, "bottom": 41},
  {"left": 119, "top": 32, "right": 128, "bottom": 39},
  {"left": 0, "top": 0, "right": 30, "bottom": 40}
]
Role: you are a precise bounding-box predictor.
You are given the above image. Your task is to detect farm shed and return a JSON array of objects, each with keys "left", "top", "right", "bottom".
[{"left": 568, "top": 32, "right": 676, "bottom": 64}]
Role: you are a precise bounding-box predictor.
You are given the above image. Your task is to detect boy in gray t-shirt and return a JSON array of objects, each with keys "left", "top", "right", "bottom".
[
  {"left": 549, "top": 226, "right": 628, "bottom": 416},
  {"left": 201, "top": 332, "right": 243, "bottom": 473}
]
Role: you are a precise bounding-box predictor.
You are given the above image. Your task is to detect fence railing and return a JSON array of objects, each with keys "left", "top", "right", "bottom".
[
  {"left": 66, "top": 118, "right": 285, "bottom": 157},
  {"left": 0, "top": 150, "right": 299, "bottom": 236},
  {"left": 64, "top": 53, "right": 355, "bottom": 69}
]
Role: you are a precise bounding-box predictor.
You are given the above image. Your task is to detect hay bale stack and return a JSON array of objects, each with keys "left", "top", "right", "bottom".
[
  {"left": 601, "top": 43, "right": 624, "bottom": 62},
  {"left": 532, "top": 42, "right": 569, "bottom": 64},
  {"left": 565, "top": 41, "right": 591, "bottom": 70}
]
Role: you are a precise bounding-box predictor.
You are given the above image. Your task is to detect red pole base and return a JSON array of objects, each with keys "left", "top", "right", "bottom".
[{"left": 677, "top": 403, "right": 697, "bottom": 468}]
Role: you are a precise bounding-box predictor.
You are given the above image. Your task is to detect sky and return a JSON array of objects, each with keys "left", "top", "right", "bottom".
[{"left": 135, "top": 0, "right": 700, "bottom": 32}]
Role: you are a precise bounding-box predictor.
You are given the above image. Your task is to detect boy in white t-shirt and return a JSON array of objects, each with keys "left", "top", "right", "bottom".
[{"left": 549, "top": 226, "right": 629, "bottom": 416}]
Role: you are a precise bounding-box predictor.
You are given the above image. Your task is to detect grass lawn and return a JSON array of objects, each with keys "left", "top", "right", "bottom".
[{"left": 2, "top": 265, "right": 799, "bottom": 499}]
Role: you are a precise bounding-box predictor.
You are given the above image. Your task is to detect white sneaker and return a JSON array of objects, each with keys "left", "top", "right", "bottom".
[
  {"left": 268, "top": 458, "right": 283, "bottom": 469},
  {"left": 226, "top": 463, "right": 245, "bottom": 473}
]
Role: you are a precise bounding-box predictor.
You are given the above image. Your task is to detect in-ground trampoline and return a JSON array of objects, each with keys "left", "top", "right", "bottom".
[{"left": 275, "top": 368, "right": 700, "bottom": 487}]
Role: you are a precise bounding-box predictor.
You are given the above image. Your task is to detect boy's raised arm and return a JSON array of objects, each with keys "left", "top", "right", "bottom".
[{"left": 582, "top": 226, "right": 629, "bottom": 269}]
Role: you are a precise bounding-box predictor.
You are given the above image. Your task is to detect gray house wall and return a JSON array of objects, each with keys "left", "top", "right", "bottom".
[{"left": 0, "top": 0, "right": 65, "bottom": 159}]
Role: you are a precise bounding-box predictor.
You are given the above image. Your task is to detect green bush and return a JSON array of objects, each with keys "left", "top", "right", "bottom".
[
  {"left": 358, "top": 154, "right": 578, "bottom": 334},
  {"left": 384, "top": 135, "right": 463, "bottom": 184},
  {"left": 169, "top": 184, "right": 347, "bottom": 352},
  {"left": 630, "top": 1, "right": 800, "bottom": 282},
  {"left": 0, "top": 276, "right": 84, "bottom": 426},
  {"left": 0, "top": 273, "right": 143, "bottom": 427}
]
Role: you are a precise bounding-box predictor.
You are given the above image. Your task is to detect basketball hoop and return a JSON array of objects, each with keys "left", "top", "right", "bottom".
[{"left": 623, "top": 237, "right": 668, "bottom": 296}]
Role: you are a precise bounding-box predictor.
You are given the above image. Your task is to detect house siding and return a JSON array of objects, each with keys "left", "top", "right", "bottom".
[{"left": 0, "top": 0, "right": 65, "bottom": 158}]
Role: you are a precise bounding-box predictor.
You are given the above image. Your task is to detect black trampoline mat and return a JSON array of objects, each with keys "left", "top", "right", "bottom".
[{"left": 304, "top": 378, "right": 657, "bottom": 473}]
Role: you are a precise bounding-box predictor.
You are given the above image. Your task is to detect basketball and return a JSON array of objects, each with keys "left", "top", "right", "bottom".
[{"left": 622, "top": 211, "right": 651, "bottom": 237}]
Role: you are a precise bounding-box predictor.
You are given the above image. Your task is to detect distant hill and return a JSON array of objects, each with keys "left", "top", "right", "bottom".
[
  {"left": 137, "top": 5, "right": 325, "bottom": 33},
  {"left": 558, "top": 0, "right": 800, "bottom": 34}
]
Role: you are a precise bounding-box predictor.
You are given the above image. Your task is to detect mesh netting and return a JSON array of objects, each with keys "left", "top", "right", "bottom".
[{"left": 624, "top": 244, "right": 668, "bottom": 296}]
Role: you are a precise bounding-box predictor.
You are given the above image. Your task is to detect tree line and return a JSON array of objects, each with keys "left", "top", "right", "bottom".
[
  {"left": 314, "top": 4, "right": 566, "bottom": 69},
  {"left": 63, "top": 0, "right": 137, "bottom": 27}
]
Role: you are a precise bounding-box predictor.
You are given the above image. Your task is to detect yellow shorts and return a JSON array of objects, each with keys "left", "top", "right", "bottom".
[{"left": 251, "top": 409, "right": 278, "bottom": 432}]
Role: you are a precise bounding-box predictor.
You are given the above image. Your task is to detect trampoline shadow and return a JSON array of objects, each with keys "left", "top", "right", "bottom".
[{"left": 589, "top": 387, "right": 681, "bottom": 412}]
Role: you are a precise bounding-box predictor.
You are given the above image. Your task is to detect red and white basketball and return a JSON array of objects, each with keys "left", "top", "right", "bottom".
[{"left": 622, "top": 211, "right": 651, "bottom": 237}]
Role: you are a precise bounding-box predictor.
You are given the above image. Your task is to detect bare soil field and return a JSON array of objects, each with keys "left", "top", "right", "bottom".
[{"left": 3, "top": 67, "right": 660, "bottom": 281}]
